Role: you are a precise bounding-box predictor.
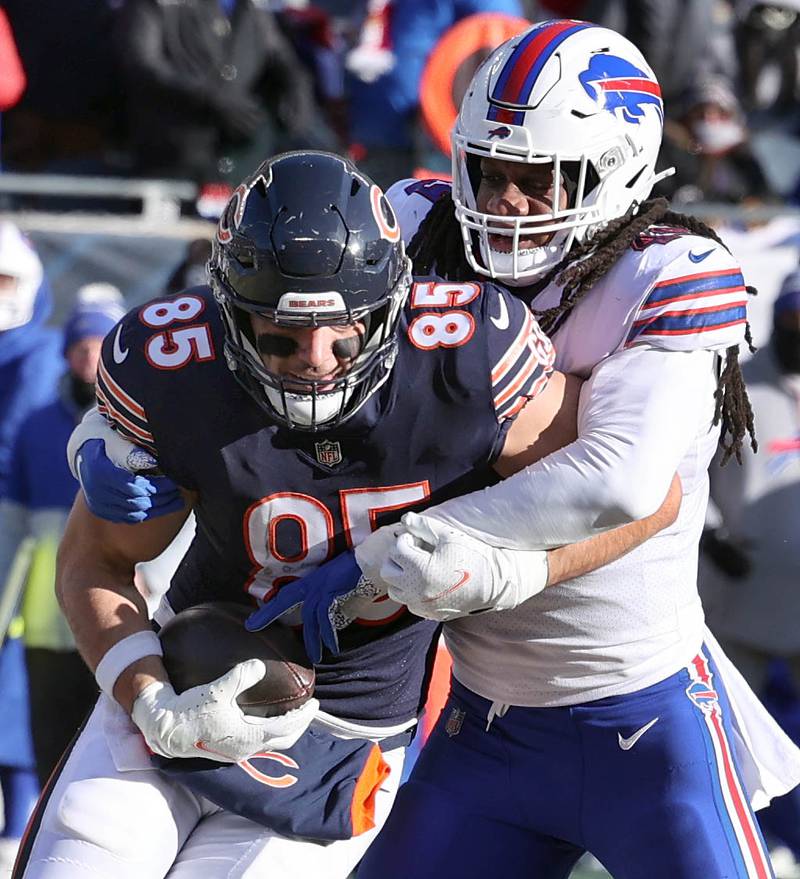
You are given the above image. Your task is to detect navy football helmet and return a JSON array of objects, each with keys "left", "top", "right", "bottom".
[{"left": 210, "top": 151, "right": 411, "bottom": 431}]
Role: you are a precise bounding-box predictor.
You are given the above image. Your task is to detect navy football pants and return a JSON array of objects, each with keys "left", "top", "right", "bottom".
[{"left": 358, "top": 646, "right": 774, "bottom": 879}]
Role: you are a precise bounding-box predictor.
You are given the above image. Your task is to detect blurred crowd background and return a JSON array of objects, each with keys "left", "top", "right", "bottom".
[
  {"left": 1, "top": 1, "right": 800, "bottom": 877},
  {"left": 2, "top": 0, "right": 800, "bottom": 202}
]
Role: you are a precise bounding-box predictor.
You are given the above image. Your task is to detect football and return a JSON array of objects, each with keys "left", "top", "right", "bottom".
[{"left": 158, "top": 601, "right": 315, "bottom": 718}]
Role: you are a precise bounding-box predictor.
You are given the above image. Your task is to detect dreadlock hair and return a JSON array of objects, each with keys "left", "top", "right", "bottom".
[
  {"left": 407, "top": 192, "right": 476, "bottom": 282},
  {"left": 408, "top": 192, "right": 757, "bottom": 465}
]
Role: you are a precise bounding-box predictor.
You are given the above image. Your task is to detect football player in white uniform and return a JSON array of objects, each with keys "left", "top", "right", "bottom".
[
  {"left": 285, "top": 20, "right": 798, "bottom": 879},
  {"left": 65, "top": 22, "right": 800, "bottom": 879}
]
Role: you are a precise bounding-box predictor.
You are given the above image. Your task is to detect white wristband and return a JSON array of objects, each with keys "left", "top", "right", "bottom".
[{"left": 94, "top": 630, "right": 163, "bottom": 699}]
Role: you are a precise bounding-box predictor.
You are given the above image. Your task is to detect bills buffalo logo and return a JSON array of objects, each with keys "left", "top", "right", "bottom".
[
  {"left": 487, "top": 125, "right": 513, "bottom": 140},
  {"left": 579, "top": 54, "right": 663, "bottom": 125},
  {"left": 686, "top": 680, "right": 720, "bottom": 713}
]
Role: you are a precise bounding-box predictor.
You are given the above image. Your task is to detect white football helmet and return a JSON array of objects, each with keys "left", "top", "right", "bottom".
[
  {"left": 452, "top": 20, "right": 670, "bottom": 284},
  {"left": 0, "top": 220, "right": 44, "bottom": 331}
]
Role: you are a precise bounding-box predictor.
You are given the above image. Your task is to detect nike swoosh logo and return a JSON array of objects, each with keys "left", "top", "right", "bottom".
[
  {"left": 688, "top": 248, "right": 714, "bottom": 264},
  {"left": 490, "top": 294, "right": 510, "bottom": 330},
  {"left": 618, "top": 716, "right": 659, "bottom": 750},
  {"left": 421, "top": 570, "right": 470, "bottom": 604},
  {"left": 112, "top": 324, "right": 129, "bottom": 364}
]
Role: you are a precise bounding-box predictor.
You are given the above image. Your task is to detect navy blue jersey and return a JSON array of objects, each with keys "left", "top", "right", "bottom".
[{"left": 96, "top": 279, "right": 554, "bottom": 726}]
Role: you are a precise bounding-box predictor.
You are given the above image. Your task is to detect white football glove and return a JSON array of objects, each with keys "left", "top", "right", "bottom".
[
  {"left": 380, "top": 512, "right": 549, "bottom": 622},
  {"left": 131, "top": 659, "right": 318, "bottom": 763}
]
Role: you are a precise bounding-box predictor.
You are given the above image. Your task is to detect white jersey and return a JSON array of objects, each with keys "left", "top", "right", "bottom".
[{"left": 388, "top": 181, "right": 750, "bottom": 706}]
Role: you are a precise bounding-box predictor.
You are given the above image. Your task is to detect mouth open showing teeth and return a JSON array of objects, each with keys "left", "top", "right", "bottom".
[{"left": 488, "top": 235, "right": 539, "bottom": 254}]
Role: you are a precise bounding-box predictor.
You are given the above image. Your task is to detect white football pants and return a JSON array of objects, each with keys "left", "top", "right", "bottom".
[{"left": 19, "top": 695, "right": 404, "bottom": 878}]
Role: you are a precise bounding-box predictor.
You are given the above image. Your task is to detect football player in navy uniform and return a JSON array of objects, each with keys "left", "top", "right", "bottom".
[{"left": 14, "top": 152, "right": 679, "bottom": 879}]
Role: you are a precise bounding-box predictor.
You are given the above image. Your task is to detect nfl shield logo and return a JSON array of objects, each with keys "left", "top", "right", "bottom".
[
  {"left": 315, "top": 440, "right": 342, "bottom": 466},
  {"left": 445, "top": 707, "right": 466, "bottom": 737}
]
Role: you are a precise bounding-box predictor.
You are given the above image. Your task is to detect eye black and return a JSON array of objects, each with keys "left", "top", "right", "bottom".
[
  {"left": 332, "top": 335, "right": 363, "bottom": 360},
  {"left": 256, "top": 334, "right": 298, "bottom": 357}
]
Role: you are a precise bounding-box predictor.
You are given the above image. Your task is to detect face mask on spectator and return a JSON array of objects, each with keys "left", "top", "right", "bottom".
[
  {"left": 692, "top": 119, "right": 744, "bottom": 156},
  {"left": 68, "top": 373, "right": 98, "bottom": 409},
  {"left": 691, "top": 120, "right": 745, "bottom": 156}
]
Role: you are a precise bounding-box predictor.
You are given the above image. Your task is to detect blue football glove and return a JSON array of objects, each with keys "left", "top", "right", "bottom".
[
  {"left": 245, "top": 551, "right": 381, "bottom": 664},
  {"left": 75, "top": 438, "right": 185, "bottom": 524}
]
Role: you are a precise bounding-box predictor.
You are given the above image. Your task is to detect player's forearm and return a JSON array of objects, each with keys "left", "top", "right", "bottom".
[
  {"left": 57, "top": 546, "right": 168, "bottom": 713},
  {"left": 545, "top": 474, "right": 682, "bottom": 586},
  {"left": 374, "top": 475, "right": 679, "bottom": 620},
  {"left": 56, "top": 496, "right": 175, "bottom": 713},
  {"left": 58, "top": 571, "right": 167, "bottom": 712}
]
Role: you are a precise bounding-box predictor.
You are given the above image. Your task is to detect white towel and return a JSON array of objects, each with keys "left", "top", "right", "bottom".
[{"left": 705, "top": 626, "right": 800, "bottom": 810}]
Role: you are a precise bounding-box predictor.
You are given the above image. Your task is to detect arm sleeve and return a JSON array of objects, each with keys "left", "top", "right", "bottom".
[{"left": 424, "top": 345, "right": 717, "bottom": 549}]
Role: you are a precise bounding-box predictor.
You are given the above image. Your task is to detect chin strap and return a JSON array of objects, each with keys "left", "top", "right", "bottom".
[{"left": 651, "top": 165, "right": 676, "bottom": 187}]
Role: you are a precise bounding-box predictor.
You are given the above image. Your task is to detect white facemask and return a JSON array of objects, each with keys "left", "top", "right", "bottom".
[
  {"left": 475, "top": 228, "right": 573, "bottom": 286},
  {"left": 264, "top": 385, "right": 352, "bottom": 429},
  {"left": 477, "top": 240, "right": 558, "bottom": 286}
]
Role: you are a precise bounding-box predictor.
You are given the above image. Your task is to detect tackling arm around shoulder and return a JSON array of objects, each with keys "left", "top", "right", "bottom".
[
  {"left": 359, "top": 356, "right": 691, "bottom": 621},
  {"left": 424, "top": 346, "right": 714, "bottom": 549}
]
